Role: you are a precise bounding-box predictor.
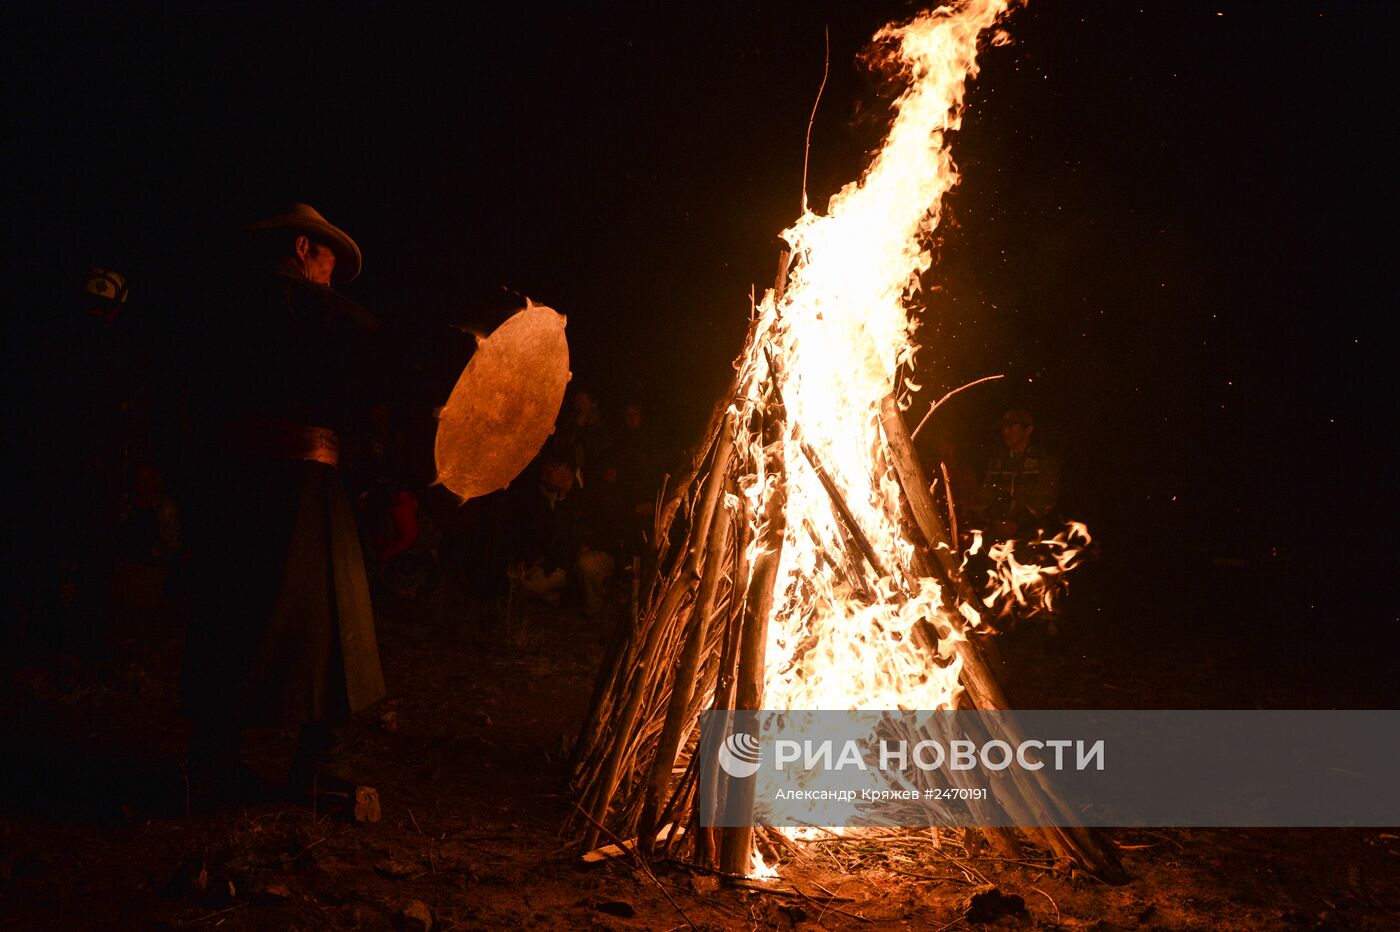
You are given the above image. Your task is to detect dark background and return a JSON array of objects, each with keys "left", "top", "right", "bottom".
[{"left": 6, "top": 1, "right": 1396, "bottom": 674}]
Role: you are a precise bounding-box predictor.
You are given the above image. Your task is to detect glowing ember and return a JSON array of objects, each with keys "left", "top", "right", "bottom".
[{"left": 731, "top": 0, "right": 1017, "bottom": 726}]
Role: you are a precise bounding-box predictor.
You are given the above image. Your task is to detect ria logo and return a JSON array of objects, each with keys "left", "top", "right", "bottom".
[{"left": 717, "top": 732, "right": 762, "bottom": 778}]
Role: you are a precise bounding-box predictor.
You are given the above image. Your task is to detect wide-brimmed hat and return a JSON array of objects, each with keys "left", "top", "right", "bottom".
[{"left": 245, "top": 203, "right": 362, "bottom": 282}]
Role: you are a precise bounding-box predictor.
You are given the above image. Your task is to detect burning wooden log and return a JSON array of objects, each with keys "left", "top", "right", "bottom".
[
  {"left": 720, "top": 400, "right": 787, "bottom": 877},
  {"left": 878, "top": 395, "right": 984, "bottom": 614},
  {"left": 799, "top": 440, "right": 892, "bottom": 584}
]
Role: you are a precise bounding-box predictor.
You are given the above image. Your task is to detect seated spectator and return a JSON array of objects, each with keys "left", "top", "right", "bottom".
[
  {"left": 117, "top": 461, "right": 182, "bottom": 564},
  {"left": 976, "top": 408, "right": 1061, "bottom": 542},
  {"left": 504, "top": 445, "right": 614, "bottom": 616},
  {"left": 554, "top": 388, "right": 613, "bottom": 489},
  {"left": 109, "top": 461, "right": 183, "bottom": 624},
  {"left": 611, "top": 401, "right": 665, "bottom": 559}
]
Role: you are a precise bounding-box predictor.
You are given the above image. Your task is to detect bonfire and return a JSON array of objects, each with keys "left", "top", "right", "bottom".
[{"left": 569, "top": 0, "right": 1124, "bottom": 884}]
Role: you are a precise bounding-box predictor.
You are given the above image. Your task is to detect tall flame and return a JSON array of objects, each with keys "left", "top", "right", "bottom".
[{"left": 733, "top": 0, "right": 1014, "bottom": 715}]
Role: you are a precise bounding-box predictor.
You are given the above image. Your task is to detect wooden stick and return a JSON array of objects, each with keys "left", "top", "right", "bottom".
[
  {"left": 910, "top": 374, "right": 1004, "bottom": 440},
  {"left": 574, "top": 460, "right": 715, "bottom": 809},
  {"left": 883, "top": 714, "right": 1022, "bottom": 860},
  {"left": 572, "top": 575, "right": 647, "bottom": 781},
  {"left": 581, "top": 430, "right": 736, "bottom": 849},
  {"left": 697, "top": 507, "right": 749, "bottom": 869},
  {"left": 802, "top": 517, "right": 873, "bottom": 601},
  {"left": 571, "top": 803, "right": 701, "bottom": 932},
  {"left": 629, "top": 555, "right": 642, "bottom": 630},
  {"left": 571, "top": 539, "right": 694, "bottom": 789},
  {"left": 800, "top": 25, "right": 830, "bottom": 215},
  {"left": 798, "top": 441, "right": 891, "bottom": 582},
  {"left": 656, "top": 743, "right": 702, "bottom": 859},
  {"left": 719, "top": 408, "right": 787, "bottom": 876},
  {"left": 879, "top": 395, "right": 984, "bottom": 614},
  {"left": 654, "top": 390, "right": 729, "bottom": 559},
  {"left": 939, "top": 462, "right": 960, "bottom": 549},
  {"left": 639, "top": 454, "right": 736, "bottom": 847}
]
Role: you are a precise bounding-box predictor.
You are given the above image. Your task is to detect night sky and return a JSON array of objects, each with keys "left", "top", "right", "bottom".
[{"left": 8, "top": 2, "right": 1396, "bottom": 627}]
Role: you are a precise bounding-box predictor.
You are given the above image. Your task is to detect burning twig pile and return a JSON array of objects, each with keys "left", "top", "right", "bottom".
[{"left": 568, "top": 0, "right": 1125, "bottom": 884}]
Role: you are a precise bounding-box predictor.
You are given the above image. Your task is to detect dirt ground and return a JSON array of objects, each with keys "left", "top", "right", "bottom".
[{"left": 2, "top": 557, "right": 1397, "bottom": 930}]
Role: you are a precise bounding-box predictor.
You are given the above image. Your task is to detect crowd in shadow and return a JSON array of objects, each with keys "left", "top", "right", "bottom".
[
  {"left": 3, "top": 202, "right": 689, "bottom": 809},
  {"left": 4, "top": 204, "right": 1068, "bottom": 813}
]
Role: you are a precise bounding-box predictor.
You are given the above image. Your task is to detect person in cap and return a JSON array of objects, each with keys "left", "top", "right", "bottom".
[
  {"left": 977, "top": 408, "right": 1061, "bottom": 542},
  {"left": 181, "top": 203, "right": 385, "bottom": 801},
  {"left": 83, "top": 267, "right": 131, "bottom": 321},
  {"left": 23, "top": 266, "right": 150, "bottom": 650}
]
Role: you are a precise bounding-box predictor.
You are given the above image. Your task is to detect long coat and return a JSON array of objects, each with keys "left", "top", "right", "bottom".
[{"left": 182, "top": 269, "right": 385, "bottom": 725}]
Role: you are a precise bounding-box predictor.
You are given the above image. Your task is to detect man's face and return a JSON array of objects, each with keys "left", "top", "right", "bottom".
[
  {"left": 543, "top": 463, "right": 575, "bottom": 495},
  {"left": 624, "top": 405, "right": 642, "bottom": 431},
  {"left": 132, "top": 465, "right": 161, "bottom": 503},
  {"left": 296, "top": 236, "right": 337, "bottom": 285},
  {"left": 1000, "top": 421, "right": 1032, "bottom": 452},
  {"left": 575, "top": 392, "right": 597, "bottom": 423}
]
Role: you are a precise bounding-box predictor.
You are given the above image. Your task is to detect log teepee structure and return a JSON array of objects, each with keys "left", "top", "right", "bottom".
[{"left": 567, "top": 0, "right": 1127, "bottom": 884}]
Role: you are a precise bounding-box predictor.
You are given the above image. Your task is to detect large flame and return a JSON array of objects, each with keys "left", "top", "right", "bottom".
[{"left": 733, "top": 0, "right": 1014, "bottom": 718}]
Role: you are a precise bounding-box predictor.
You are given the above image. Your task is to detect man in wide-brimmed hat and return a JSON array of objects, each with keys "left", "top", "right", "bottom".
[
  {"left": 182, "top": 203, "right": 385, "bottom": 802},
  {"left": 243, "top": 202, "right": 362, "bottom": 286}
]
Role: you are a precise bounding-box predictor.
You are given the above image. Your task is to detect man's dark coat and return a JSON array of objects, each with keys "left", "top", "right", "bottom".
[{"left": 182, "top": 269, "right": 385, "bottom": 725}]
